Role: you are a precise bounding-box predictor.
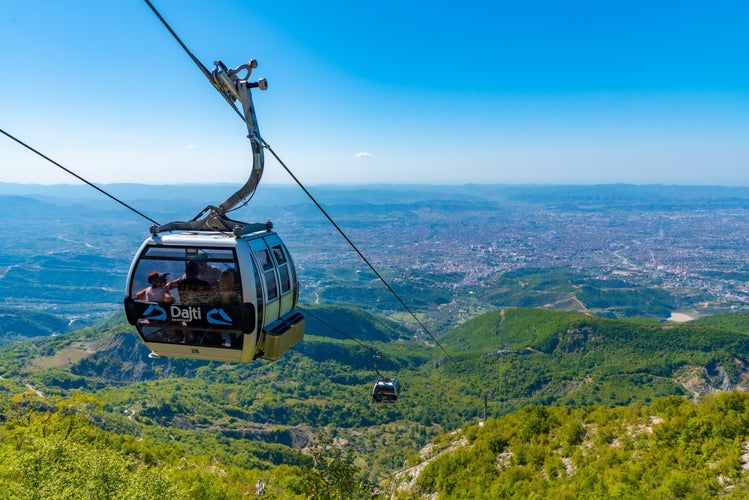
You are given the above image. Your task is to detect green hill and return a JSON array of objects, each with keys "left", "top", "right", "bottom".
[
  {"left": 0, "top": 307, "right": 71, "bottom": 344},
  {"left": 301, "top": 303, "right": 410, "bottom": 342},
  {"left": 481, "top": 268, "right": 676, "bottom": 318},
  {"left": 393, "top": 391, "right": 749, "bottom": 498},
  {"left": 3, "top": 306, "right": 749, "bottom": 495},
  {"left": 433, "top": 308, "right": 749, "bottom": 412},
  {"left": 690, "top": 312, "right": 749, "bottom": 331},
  {"left": 0, "top": 305, "right": 436, "bottom": 487}
]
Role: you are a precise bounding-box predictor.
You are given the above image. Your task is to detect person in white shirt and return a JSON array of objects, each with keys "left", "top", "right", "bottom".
[{"left": 136, "top": 271, "right": 174, "bottom": 304}]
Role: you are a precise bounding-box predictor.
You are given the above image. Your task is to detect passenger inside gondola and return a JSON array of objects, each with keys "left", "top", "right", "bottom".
[
  {"left": 215, "top": 269, "right": 241, "bottom": 305},
  {"left": 177, "top": 260, "right": 210, "bottom": 305},
  {"left": 136, "top": 271, "right": 175, "bottom": 304},
  {"left": 195, "top": 253, "right": 222, "bottom": 285},
  {"left": 127, "top": 245, "right": 252, "bottom": 352}
]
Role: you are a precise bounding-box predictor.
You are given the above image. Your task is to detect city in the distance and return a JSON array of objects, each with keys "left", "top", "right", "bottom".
[{"left": 2, "top": 182, "right": 748, "bottom": 335}]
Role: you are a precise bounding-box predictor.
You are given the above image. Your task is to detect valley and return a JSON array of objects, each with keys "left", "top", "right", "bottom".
[{"left": 3, "top": 183, "right": 749, "bottom": 496}]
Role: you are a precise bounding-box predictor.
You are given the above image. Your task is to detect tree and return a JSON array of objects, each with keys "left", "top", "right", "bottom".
[{"left": 297, "top": 432, "right": 372, "bottom": 499}]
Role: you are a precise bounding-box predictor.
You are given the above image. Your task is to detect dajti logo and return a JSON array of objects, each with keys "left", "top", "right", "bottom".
[
  {"left": 142, "top": 304, "right": 167, "bottom": 321},
  {"left": 207, "top": 308, "right": 233, "bottom": 326},
  {"left": 170, "top": 305, "right": 202, "bottom": 322}
]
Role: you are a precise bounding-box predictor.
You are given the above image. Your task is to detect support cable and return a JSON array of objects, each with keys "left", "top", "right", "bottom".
[
  {"left": 142, "top": 0, "right": 245, "bottom": 122},
  {"left": 0, "top": 128, "right": 160, "bottom": 226}
]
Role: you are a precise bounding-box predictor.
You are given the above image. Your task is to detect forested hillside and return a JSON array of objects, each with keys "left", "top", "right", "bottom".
[
  {"left": 0, "top": 307, "right": 71, "bottom": 345},
  {"left": 2, "top": 307, "right": 749, "bottom": 496},
  {"left": 482, "top": 268, "right": 676, "bottom": 318},
  {"left": 393, "top": 392, "right": 749, "bottom": 498},
  {"left": 439, "top": 308, "right": 749, "bottom": 408}
]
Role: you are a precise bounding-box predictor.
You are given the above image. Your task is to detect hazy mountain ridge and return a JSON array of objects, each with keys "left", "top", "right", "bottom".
[
  {"left": 497, "top": 183, "right": 749, "bottom": 209},
  {"left": 6, "top": 181, "right": 749, "bottom": 207}
]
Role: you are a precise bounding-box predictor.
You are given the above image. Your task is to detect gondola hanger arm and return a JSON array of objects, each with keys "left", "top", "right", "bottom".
[
  {"left": 149, "top": 60, "right": 268, "bottom": 235},
  {"left": 211, "top": 60, "right": 268, "bottom": 216}
]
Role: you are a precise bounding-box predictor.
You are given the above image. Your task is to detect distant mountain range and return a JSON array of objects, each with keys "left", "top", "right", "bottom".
[{"left": 4, "top": 181, "right": 749, "bottom": 207}]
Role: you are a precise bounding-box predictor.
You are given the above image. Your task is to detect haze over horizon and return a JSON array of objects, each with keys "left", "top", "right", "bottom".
[{"left": 2, "top": 1, "right": 748, "bottom": 187}]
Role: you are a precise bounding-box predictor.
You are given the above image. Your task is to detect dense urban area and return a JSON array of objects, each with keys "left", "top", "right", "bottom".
[
  {"left": 280, "top": 185, "right": 749, "bottom": 321},
  {"left": 2, "top": 184, "right": 749, "bottom": 326}
]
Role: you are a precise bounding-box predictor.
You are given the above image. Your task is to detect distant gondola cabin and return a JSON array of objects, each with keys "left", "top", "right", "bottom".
[
  {"left": 372, "top": 377, "right": 400, "bottom": 403},
  {"left": 124, "top": 228, "right": 304, "bottom": 363}
]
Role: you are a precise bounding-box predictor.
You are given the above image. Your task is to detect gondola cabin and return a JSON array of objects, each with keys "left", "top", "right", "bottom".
[
  {"left": 372, "top": 376, "right": 400, "bottom": 403},
  {"left": 124, "top": 227, "right": 304, "bottom": 363}
]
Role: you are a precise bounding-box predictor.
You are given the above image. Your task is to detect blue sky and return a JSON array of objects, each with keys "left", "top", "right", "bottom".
[{"left": 2, "top": 0, "right": 748, "bottom": 186}]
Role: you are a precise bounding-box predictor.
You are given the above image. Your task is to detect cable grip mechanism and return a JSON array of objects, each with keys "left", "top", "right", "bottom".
[{"left": 211, "top": 60, "right": 268, "bottom": 101}]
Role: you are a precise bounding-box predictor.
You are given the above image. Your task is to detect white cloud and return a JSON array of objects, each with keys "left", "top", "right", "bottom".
[{"left": 355, "top": 151, "right": 373, "bottom": 159}]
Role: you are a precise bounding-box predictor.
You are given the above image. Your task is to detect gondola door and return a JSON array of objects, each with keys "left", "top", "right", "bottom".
[
  {"left": 248, "top": 237, "right": 280, "bottom": 326},
  {"left": 265, "top": 234, "right": 296, "bottom": 317}
]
